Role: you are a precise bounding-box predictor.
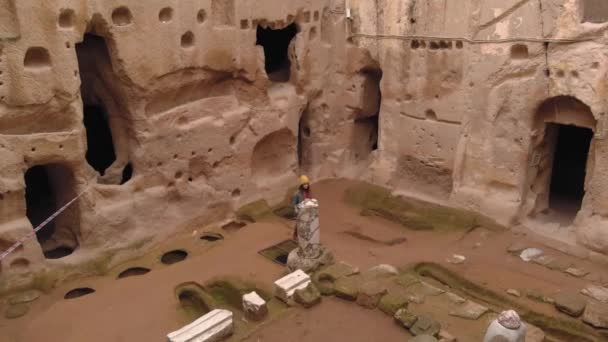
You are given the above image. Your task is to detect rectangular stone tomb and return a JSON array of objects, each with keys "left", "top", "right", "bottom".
[
  {"left": 167, "top": 309, "right": 233, "bottom": 342},
  {"left": 274, "top": 269, "right": 311, "bottom": 302}
]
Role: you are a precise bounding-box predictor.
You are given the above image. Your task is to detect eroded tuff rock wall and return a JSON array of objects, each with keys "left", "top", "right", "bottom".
[{"left": 1, "top": 0, "right": 608, "bottom": 292}]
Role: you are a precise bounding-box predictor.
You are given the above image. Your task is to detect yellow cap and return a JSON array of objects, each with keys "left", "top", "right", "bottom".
[{"left": 299, "top": 175, "right": 310, "bottom": 185}]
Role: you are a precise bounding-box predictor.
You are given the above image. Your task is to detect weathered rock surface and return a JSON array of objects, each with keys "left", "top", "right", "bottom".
[
  {"left": 554, "top": 292, "right": 587, "bottom": 317},
  {"left": 410, "top": 335, "right": 438, "bottom": 342},
  {"left": 294, "top": 282, "right": 322, "bottom": 308},
  {"left": 313, "top": 262, "right": 359, "bottom": 295},
  {"left": 581, "top": 285, "right": 608, "bottom": 303},
  {"left": 449, "top": 300, "right": 489, "bottom": 320},
  {"left": 394, "top": 308, "right": 418, "bottom": 328},
  {"left": 7, "top": 290, "right": 41, "bottom": 305},
  {"left": 378, "top": 288, "right": 410, "bottom": 315},
  {"left": 582, "top": 301, "right": 608, "bottom": 328},
  {"left": 333, "top": 276, "right": 362, "bottom": 301},
  {"left": 410, "top": 315, "right": 441, "bottom": 337},
  {"left": 4, "top": 303, "right": 29, "bottom": 319}
]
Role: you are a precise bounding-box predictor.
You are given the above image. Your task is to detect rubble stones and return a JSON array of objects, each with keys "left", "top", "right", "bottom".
[
  {"left": 410, "top": 315, "right": 441, "bottom": 337},
  {"left": 394, "top": 307, "right": 418, "bottom": 328},
  {"left": 378, "top": 288, "right": 410, "bottom": 315},
  {"left": 581, "top": 285, "right": 608, "bottom": 303},
  {"left": 410, "top": 335, "right": 438, "bottom": 342},
  {"left": 553, "top": 292, "right": 587, "bottom": 317},
  {"left": 334, "top": 276, "right": 361, "bottom": 301},
  {"left": 582, "top": 301, "right": 608, "bottom": 328},
  {"left": 356, "top": 280, "right": 388, "bottom": 308},
  {"left": 449, "top": 300, "right": 489, "bottom": 320},
  {"left": 313, "top": 262, "right": 359, "bottom": 295},
  {"left": 294, "top": 282, "right": 322, "bottom": 308},
  {"left": 506, "top": 289, "right": 521, "bottom": 297},
  {"left": 520, "top": 248, "right": 543, "bottom": 262}
]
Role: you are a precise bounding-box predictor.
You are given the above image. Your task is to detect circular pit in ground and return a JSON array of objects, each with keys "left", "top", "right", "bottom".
[
  {"left": 200, "top": 233, "right": 224, "bottom": 242},
  {"left": 117, "top": 267, "right": 151, "bottom": 279},
  {"left": 64, "top": 287, "right": 95, "bottom": 299},
  {"left": 161, "top": 250, "right": 188, "bottom": 265}
]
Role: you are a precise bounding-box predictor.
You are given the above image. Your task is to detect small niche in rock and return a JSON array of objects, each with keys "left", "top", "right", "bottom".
[
  {"left": 120, "top": 163, "right": 133, "bottom": 185},
  {"left": 425, "top": 109, "right": 438, "bottom": 121},
  {"left": 221, "top": 221, "right": 246, "bottom": 232},
  {"left": 200, "top": 233, "right": 224, "bottom": 242},
  {"left": 112, "top": 7, "right": 133, "bottom": 26},
  {"left": 455, "top": 41, "right": 464, "bottom": 49},
  {"left": 161, "top": 250, "right": 188, "bottom": 265},
  {"left": 10, "top": 258, "right": 30, "bottom": 269},
  {"left": 117, "top": 267, "right": 151, "bottom": 279},
  {"left": 181, "top": 31, "right": 195, "bottom": 48},
  {"left": 159, "top": 7, "right": 173, "bottom": 22},
  {"left": 197, "top": 9, "right": 207, "bottom": 23},
  {"left": 231, "top": 189, "right": 241, "bottom": 197},
  {"left": 411, "top": 40, "right": 420, "bottom": 49},
  {"left": 429, "top": 41, "right": 440, "bottom": 50},
  {"left": 24, "top": 47, "right": 52, "bottom": 70},
  {"left": 58, "top": 9, "right": 75, "bottom": 28},
  {"left": 510, "top": 44, "right": 528, "bottom": 59},
  {"left": 64, "top": 288, "right": 95, "bottom": 299},
  {"left": 44, "top": 246, "right": 74, "bottom": 259}
]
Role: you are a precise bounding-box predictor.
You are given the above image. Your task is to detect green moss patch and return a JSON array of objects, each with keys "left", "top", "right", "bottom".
[
  {"left": 345, "top": 182, "right": 504, "bottom": 232},
  {"left": 236, "top": 200, "right": 273, "bottom": 223},
  {"left": 205, "top": 279, "right": 272, "bottom": 312}
]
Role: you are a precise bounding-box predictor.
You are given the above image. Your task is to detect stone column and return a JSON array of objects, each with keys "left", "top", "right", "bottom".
[
  {"left": 287, "top": 198, "right": 333, "bottom": 272},
  {"left": 296, "top": 199, "right": 320, "bottom": 257}
]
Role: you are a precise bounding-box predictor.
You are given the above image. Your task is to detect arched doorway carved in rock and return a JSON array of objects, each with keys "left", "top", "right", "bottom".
[{"left": 523, "top": 96, "right": 596, "bottom": 225}]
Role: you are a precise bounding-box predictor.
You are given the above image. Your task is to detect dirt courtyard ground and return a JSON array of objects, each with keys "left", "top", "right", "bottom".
[{"left": 1, "top": 179, "right": 607, "bottom": 341}]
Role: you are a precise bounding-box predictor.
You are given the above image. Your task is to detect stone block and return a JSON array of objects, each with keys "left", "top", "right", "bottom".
[
  {"left": 378, "top": 288, "right": 410, "bottom": 315},
  {"left": 449, "top": 300, "right": 488, "bottom": 320},
  {"left": 313, "top": 262, "right": 359, "bottom": 295},
  {"left": 242, "top": 291, "right": 267, "bottom": 321},
  {"left": 410, "top": 315, "right": 441, "bottom": 337},
  {"left": 582, "top": 301, "right": 608, "bottom": 328},
  {"left": 394, "top": 307, "right": 418, "bottom": 328},
  {"left": 334, "top": 275, "right": 361, "bottom": 301},
  {"left": 356, "top": 280, "right": 388, "bottom": 308},
  {"left": 294, "top": 282, "right": 321, "bottom": 308},
  {"left": 274, "top": 269, "right": 311, "bottom": 303},
  {"left": 553, "top": 292, "right": 587, "bottom": 317},
  {"left": 167, "top": 309, "right": 233, "bottom": 342},
  {"left": 581, "top": 285, "right": 608, "bottom": 303}
]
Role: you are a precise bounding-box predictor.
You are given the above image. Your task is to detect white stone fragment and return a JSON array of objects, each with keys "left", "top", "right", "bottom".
[
  {"left": 274, "top": 269, "right": 311, "bottom": 302},
  {"left": 242, "top": 291, "right": 267, "bottom": 320},
  {"left": 167, "top": 309, "right": 233, "bottom": 342},
  {"left": 243, "top": 291, "right": 266, "bottom": 310},
  {"left": 483, "top": 310, "right": 526, "bottom": 342},
  {"left": 519, "top": 248, "right": 543, "bottom": 262},
  {"left": 581, "top": 285, "right": 608, "bottom": 303}
]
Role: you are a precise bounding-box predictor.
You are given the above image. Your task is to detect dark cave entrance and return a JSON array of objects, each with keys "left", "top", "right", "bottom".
[
  {"left": 256, "top": 23, "right": 298, "bottom": 82},
  {"left": 77, "top": 34, "right": 117, "bottom": 176},
  {"left": 298, "top": 106, "right": 312, "bottom": 170},
  {"left": 25, "top": 164, "right": 79, "bottom": 259},
  {"left": 82, "top": 105, "right": 116, "bottom": 175},
  {"left": 77, "top": 33, "right": 132, "bottom": 183},
  {"left": 352, "top": 67, "right": 382, "bottom": 161},
  {"left": 548, "top": 124, "right": 593, "bottom": 221}
]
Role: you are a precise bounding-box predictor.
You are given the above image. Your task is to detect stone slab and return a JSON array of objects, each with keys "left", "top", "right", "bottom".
[
  {"left": 449, "top": 300, "right": 488, "bottom": 320},
  {"left": 274, "top": 269, "right": 311, "bottom": 302},
  {"left": 167, "top": 309, "right": 233, "bottom": 342},
  {"left": 582, "top": 301, "right": 608, "bottom": 328}
]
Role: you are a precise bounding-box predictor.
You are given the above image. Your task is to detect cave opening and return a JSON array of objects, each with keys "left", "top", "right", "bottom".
[
  {"left": 256, "top": 23, "right": 298, "bottom": 82},
  {"left": 77, "top": 34, "right": 118, "bottom": 176},
  {"left": 548, "top": 123, "right": 593, "bottom": 221},
  {"left": 25, "top": 164, "right": 79, "bottom": 259},
  {"left": 298, "top": 106, "right": 312, "bottom": 170}
]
